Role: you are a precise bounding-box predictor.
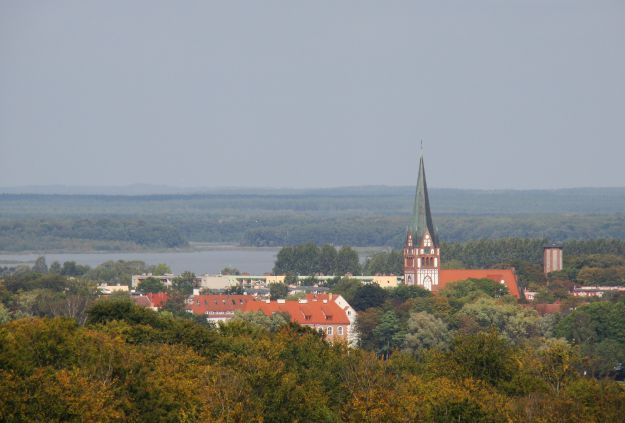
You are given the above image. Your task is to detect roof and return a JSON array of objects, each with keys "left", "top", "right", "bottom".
[
  {"left": 187, "top": 294, "right": 251, "bottom": 315},
  {"left": 242, "top": 300, "right": 350, "bottom": 325},
  {"left": 438, "top": 269, "right": 520, "bottom": 298},
  {"left": 544, "top": 242, "right": 563, "bottom": 249},
  {"left": 146, "top": 292, "right": 169, "bottom": 308},
  {"left": 410, "top": 155, "right": 438, "bottom": 246},
  {"left": 132, "top": 295, "right": 153, "bottom": 308},
  {"left": 305, "top": 293, "right": 336, "bottom": 302}
]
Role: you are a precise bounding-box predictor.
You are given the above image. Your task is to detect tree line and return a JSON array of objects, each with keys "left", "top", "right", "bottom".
[
  {"left": 1, "top": 293, "right": 624, "bottom": 421},
  {"left": 2, "top": 212, "right": 625, "bottom": 252}
]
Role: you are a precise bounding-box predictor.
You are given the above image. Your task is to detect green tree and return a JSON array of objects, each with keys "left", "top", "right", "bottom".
[
  {"left": 403, "top": 312, "right": 451, "bottom": 358},
  {"left": 86, "top": 260, "right": 147, "bottom": 284},
  {"left": 0, "top": 303, "right": 10, "bottom": 324},
  {"left": 61, "top": 261, "right": 90, "bottom": 277},
  {"left": 32, "top": 256, "right": 48, "bottom": 274},
  {"left": 535, "top": 338, "right": 578, "bottom": 395},
  {"left": 372, "top": 310, "right": 404, "bottom": 359},
  {"left": 364, "top": 250, "right": 402, "bottom": 275},
  {"left": 318, "top": 244, "right": 338, "bottom": 275},
  {"left": 336, "top": 246, "right": 361, "bottom": 275},
  {"left": 151, "top": 263, "right": 172, "bottom": 275},
  {"left": 284, "top": 272, "right": 299, "bottom": 285},
  {"left": 455, "top": 297, "right": 542, "bottom": 342},
  {"left": 138, "top": 277, "right": 165, "bottom": 294},
  {"left": 172, "top": 271, "right": 197, "bottom": 295},
  {"left": 350, "top": 284, "right": 387, "bottom": 311},
  {"left": 330, "top": 278, "right": 362, "bottom": 304},
  {"left": 269, "top": 282, "right": 289, "bottom": 300},
  {"left": 444, "top": 330, "right": 517, "bottom": 388},
  {"left": 220, "top": 266, "right": 241, "bottom": 275},
  {"left": 230, "top": 311, "right": 290, "bottom": 332},
  {"left": 49, "top": 261, "right": 62, "bottom": 274}
]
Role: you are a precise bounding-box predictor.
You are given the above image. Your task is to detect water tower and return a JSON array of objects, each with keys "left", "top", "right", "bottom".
[{"left": 543, "top": 243, "right": 563, "bottom": 274}]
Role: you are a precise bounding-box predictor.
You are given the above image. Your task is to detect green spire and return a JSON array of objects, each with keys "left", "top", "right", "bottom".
[{"left": 410, "top": 155, "right": 438, "bottom": 245}]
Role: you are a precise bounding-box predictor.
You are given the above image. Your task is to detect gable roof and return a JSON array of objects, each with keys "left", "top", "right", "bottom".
[
  {"left": 438, "top": 269, "right": 520, "bottom": 298},
  {"left": 242, "top": 300, "right": 350, "bottom": 325},
  {"left": 132, "top": 295, "right": 153, "bottom": 308},
  {"left": 146, "top": 292, "right": 169, "bottom": 308}
]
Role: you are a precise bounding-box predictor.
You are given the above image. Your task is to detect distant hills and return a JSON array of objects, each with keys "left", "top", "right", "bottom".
[{"left": 1, "top": 185, "right": 625, "bottom": 215}]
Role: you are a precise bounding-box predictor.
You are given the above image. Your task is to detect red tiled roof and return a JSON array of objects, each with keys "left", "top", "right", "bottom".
[
  {"left": 242, "top": 300, "right": 350, "bottom": 325},
  {"left": 305, "top": 293, "right": 336, "bottom": 302},
  {"left": 132, "top": 295, "right": 153, "bottom": 308},
  {"left": 438, "top": 269, "right": 520, "bottom": 298},
  {"left": 146, "top": 292, "right": 169, "bottom": 308},
  {"left": 187, "top": 294, "right": 251, "bottom": 315}
]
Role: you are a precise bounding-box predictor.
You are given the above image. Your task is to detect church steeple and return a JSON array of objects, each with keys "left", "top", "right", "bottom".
[
  {"left": 410, "top": 155, "right": 438, "bottom": 246},
  {"left": 404, "top": 153, "right": 440, "bottom": 290}
]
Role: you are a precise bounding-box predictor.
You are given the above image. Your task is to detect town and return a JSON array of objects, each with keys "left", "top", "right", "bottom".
[{"left": 2, "top": 1, "right": 624, "bottom": 421}]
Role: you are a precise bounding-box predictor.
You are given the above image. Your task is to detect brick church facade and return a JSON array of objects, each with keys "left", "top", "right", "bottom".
[{"left": 403, "top": 155, "right": 520, "bottom": 298}]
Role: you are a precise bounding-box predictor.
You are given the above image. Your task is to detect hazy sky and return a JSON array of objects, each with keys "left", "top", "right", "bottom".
[{"left": 1, "top": 1, "right": 624, "bottom": 189}]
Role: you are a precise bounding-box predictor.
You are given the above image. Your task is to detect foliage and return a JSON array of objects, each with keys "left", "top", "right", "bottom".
[
  {"left": 85, "top": 260, "right": 148, "bottom": 284},
  {"left": 151, "top": 263, "right": 172, "bottom": 275},
  {"left": 440, "top": 278, "right": 510, "bottom": 311},
  {"left": 137, "top": 277, "right": 165, "bottom": 294},
  {"left": 350, "top": 284, "right": 388, "bottom": 311},
  {"left": 268, "top": 282, "right": 289, "bottom": 300},
  {"left": 1, "top": 307, "right": 625, "bottom": 421},
  {"left": 172, "top": 271, "right": 197, "bottom": 295},
  {"left": 403, "top": 311, "right": 451, "bottom": 358},
  {"left": 455, "top": 297, "right": 542, "bottom": 342},
  {"left": 363, "top": 250, "right": 403, "bottom": 275},
  {"left": 372, "top": 310, "right": 404, "bottom": 359},
  {"left": 220, "top": 266, "right": 240, "bottom": 275},
  {"left": 273, "top": 243, "right": 361, "bottom": 275},
  {"left": 32, "top": 256, "right": 48, "bottom": 273}
]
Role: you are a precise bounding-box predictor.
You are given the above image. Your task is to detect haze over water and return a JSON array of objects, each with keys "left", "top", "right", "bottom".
[{"left": 0, "top": 248, "right": 282, "bottom": 276}]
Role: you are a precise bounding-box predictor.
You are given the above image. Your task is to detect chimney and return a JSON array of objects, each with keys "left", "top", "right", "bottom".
[
  {"left": 328, "top": 293, "right": 333, "bottom": 301},
  {"left": 322, "top": 299, "right": 328, "bottom": 304},
  {"left": 277, "top": 299, "right": 286, "bottom": 304},
  {"left": 298, "top": 299, "right": 308, "bottom": 304}
]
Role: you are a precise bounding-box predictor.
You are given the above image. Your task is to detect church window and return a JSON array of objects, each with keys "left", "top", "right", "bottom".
[{"left": 327, "top": 326, "right": 333, "bottom": 336}]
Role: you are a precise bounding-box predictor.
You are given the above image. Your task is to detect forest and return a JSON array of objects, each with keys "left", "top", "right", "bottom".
[
  {"left": 2, "top": 248, "right": 625, "bottom": 421},
  {"left": 1, "top": 277, "right": 625, "bottom": 421},
  {"left": 1, "top": 187, "right": 625, "bottom": 251}
]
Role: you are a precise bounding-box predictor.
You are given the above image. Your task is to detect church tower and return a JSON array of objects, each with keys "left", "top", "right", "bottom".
[{"left": 403, "top": 155, "right": 440, "bottom": 290}]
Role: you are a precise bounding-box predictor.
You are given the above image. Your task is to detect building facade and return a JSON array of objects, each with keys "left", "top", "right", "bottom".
[
  {"left": 403, "top": 156, "right": 441, "bottom": 290},
  {"left": 403, "top": 154, "right": 520, "bottom": 298},
  {"left": 544, "top": 244, "right": 564, "bottom": 274}
]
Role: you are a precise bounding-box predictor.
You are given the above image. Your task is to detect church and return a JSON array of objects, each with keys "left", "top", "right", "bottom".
[{"left": 403, "top": 155, "right": 520, "bottom": 298}]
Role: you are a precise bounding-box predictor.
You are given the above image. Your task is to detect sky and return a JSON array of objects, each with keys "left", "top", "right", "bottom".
[{"left": 1, "top": 1, "right": 624, "bottom": 190}]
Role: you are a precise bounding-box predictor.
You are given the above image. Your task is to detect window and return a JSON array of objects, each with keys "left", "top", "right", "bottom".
[
  {"left": 327, "top": 326, "right": 333, "bottom": 336},
  {"left": 337, "top": 326, "right": 344, "bottom": 336}
]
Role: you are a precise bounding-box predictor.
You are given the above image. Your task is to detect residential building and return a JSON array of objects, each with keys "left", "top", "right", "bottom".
[
  {"left": 186, "top": 294, "right": 253, "bottom": 323},
  {"left": 242, "top": 299, "right": 351, "bottom": 342},
  {"left": 305, "top": 293, "right": 358, "bottom": 345},
  {"left": 572, "top": 286, "right": 625, "bottom": 298}
]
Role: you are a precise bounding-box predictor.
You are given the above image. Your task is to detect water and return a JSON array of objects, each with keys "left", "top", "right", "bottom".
[{"left": 0, "top": 248, "right": 281, "bottom": 275}]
